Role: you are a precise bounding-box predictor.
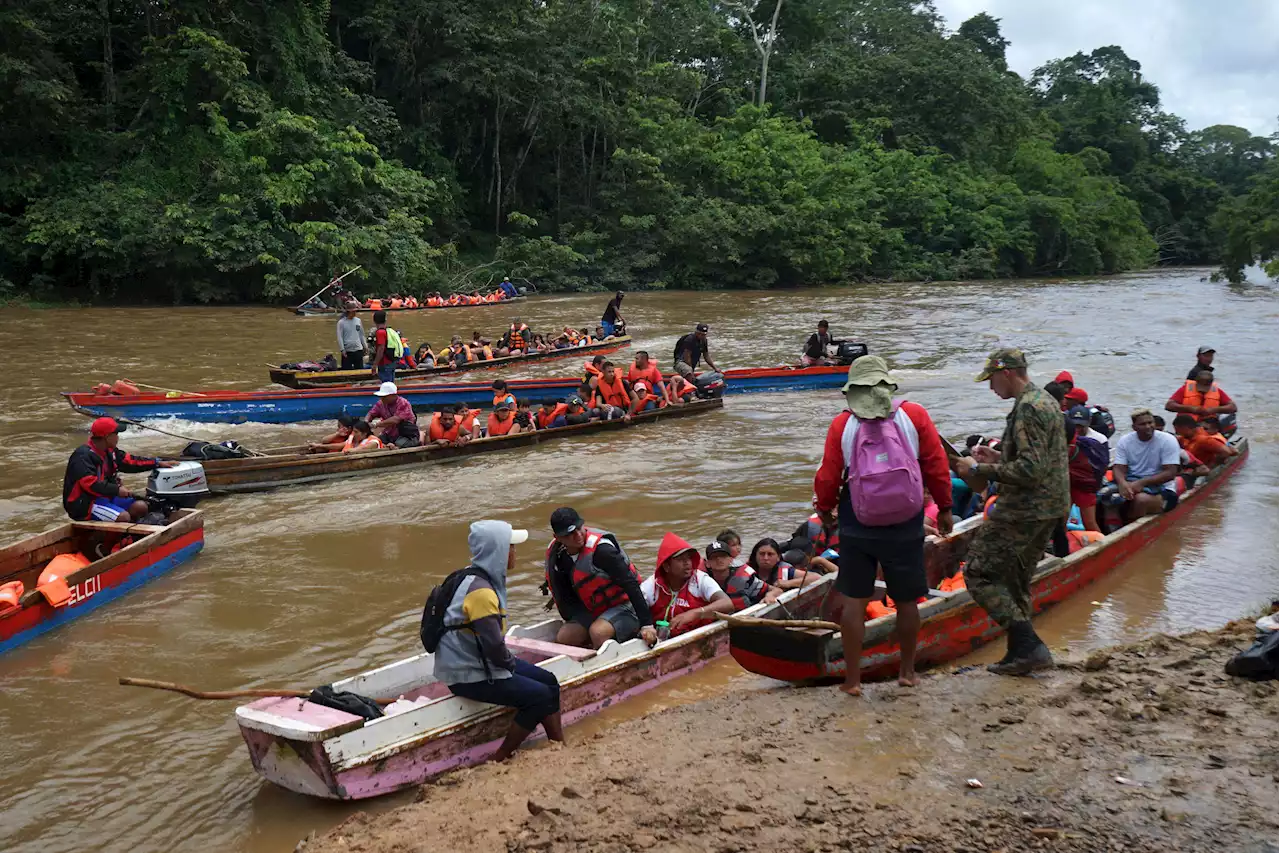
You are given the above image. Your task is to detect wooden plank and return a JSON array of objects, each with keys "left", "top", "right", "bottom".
[
  {"left": 236, "top": 698, "right": 366, "bottom": 741},
  {"left": 505, "top": 636, "right": 597, "bottom": 662}
]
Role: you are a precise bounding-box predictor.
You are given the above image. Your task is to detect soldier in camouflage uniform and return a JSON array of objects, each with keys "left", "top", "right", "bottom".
[{"left": 953, "top": 348, "right": 1070, "bottom": 675}]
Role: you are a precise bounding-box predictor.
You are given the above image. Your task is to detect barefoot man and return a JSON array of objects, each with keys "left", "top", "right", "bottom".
[
  {"left": 813, "top": 356, "right": 953, "bottom": 695},
  {"left": 952, "top": 348, "right": 1069, "bottom": 675}
]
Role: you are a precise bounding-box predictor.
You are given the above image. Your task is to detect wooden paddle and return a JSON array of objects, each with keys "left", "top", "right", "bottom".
[
  {"left": 118, "top": 677, "right": 397, "bottom": 705},
  {"left": 713, "top": 613, "right": 842, "bottom": 632}
]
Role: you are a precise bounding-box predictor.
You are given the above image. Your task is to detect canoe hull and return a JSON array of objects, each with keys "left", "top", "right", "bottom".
[
  {"left": 0, "top": 511, "right": 205, "bottom": 655},
  {"left": 729, "top": 439, "right": 1250, "bottom": 683},
  {"left": 270, "top": 337, "right": 632, "bottom": 389},
  {"left": 65, "top": 366, "right": 846, "bottom": 424},
  {"left": 296, "top": 297, "right": 527, "bottom": 316},
  {"left": 239, "top": 630, "right": 728, "bottom": 800},
  {"left": 200, "top": 399, "right": 723, "bottom": 493}
]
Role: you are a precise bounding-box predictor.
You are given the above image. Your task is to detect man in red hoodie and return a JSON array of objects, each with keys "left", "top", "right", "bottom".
[
  {"left": 814, "top": 357, "right": 953, "bottom": 695},
  {"left": 640, "top": 533, "right": 736, "bottom": 637}
]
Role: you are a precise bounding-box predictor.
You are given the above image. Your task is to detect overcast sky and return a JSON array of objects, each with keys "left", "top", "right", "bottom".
[{"left": 933, "top": 0, "right": 1279, "bottom": 136}]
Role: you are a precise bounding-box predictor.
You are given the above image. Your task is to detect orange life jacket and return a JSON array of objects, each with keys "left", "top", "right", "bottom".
[
  {"left": 428, "top": 414, "right": 461, "bottom": 442},
  {"left": 368, "top": 299, "right": 383, "bottom": 310},
  {"left": 342, "top": 434, "right": 383, "bottom": 453},
  {"left": 0, "top": 580, "right": 23, "bottom": 609},
  {"left": 583, "top": 361, "right": 603, "bottom": 382},
  {"left": 595, "top": 374, "right": 629, "bottom": 408},
  {"left": 1181, "top": 380, "right": 1222, "bottom": 417},
  {"left": 389, "top": 298, "right": 403, "bottom": 309},
  {"left": 508, "top": 324, "right": 529, "bottom": 351},
  {"left": 1066, "top": 530, "right": 1105, "bottom": 553},
  {"left": 670, "top": 376, "right": 697, "bottom": 399},
  {"left": 866, "top": 599, "right": 895, "bottom": 620},
  {"left": 406, "top": 297, "right": 418, "bottom": 308},
  {"left": 536, "top": 403, "right": 568, "bottom": 429},
  {"left": 428, "top": 296, "right": 443, "bottom": 307},
  {"left": 487, "top": 413, "right": 516, "bottom": 436},
  {"left": 493, "top": 392, "right": 516, "bottom": 408},
  {"left": 937, "top": 571, "right": 966, "bottom": 593},
  {"left": 544, "top": 529, "right": 640, "bottom": 618}
]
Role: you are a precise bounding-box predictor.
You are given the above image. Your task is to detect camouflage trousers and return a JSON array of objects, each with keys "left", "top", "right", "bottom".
[{"left": 962, "top": 517, "right": 1059, "bottom": 628}]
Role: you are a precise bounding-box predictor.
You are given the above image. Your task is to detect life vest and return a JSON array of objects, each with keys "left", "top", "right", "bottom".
[
  {"left": 866, "top": 599, "right": 895, "bottom": 620},
  {"left": 342, "top": 434, "right": 383, "bottom": 453},
  {"left": 583, "top": 361, "right": 604, "bottom": 382},
  {"left": 543, "top": 529, "right": 640, "bottom": 617},
  {"left": 1066, "top": 529, "right": 1105, "bottom": 553},
  {"left": 111, "top": 379, "right": 140, "bottom": 396},
  {"left": 487, "top": 413, "right": 516, "bottom": 437},
  {"left": 937, "top": 571, "right": 966, "bottom": 593},
  {"left": 801, "top": 513, "right": 836, "bottom": 551},
  {"left": 648, "top": 571, "right": 714, "bottom": 634},
  {"left": 632, "top": 384, "right": 663, "bottom": 411},
  {"left": 459, "top": 408, "right": 481, "bottom": 432},
  {"left": 389, "top": 298, "right": 403, "bottom": 309},
  {"left": 566, "top": 329, "right": 581, "bottom": 344},
  {"left": 536, "top": 403, "right": 568, "bottom": 429},
  {"left": 721, "top": 566, "right": 766, "bottom": 611},
  {"left": 493, "top": 392, "right": 516, "bottom": 408},
  {"left": 670, "top": 376, "right": 696, "bottom": 400},
  {"left": 596, "top": 374, "right": 629, "bottom": 408},
  {"left": 369, "top": 299, "right": 383, "bottom": 310},
  {"left": 508, "top": 324, "right": 529, "bottom": 351},
  {"left": 428, "top": 413, "right": 461, "bottom": 442},
  {"left": 1181, "top": 381, "right": 1222, "bottom": 417},
  {"left": 39, "top": 552, "right": 92, "bottom": 587},
  {"left": 0, "top": 580, "right": 22, "bottom": 610}
]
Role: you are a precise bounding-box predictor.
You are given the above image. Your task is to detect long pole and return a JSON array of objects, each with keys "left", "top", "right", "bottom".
[{"left": 292, "top": 266, "right": 362, "bottom": 311}]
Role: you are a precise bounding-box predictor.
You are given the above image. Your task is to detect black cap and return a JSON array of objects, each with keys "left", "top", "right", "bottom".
[
  {"left": 695, "top": 323, "right": 709, "bottom": 333},
  {"left": 551, "top": 507, "right": 584, "bottom": 536},
  {"left": 706, "top": 540, "right": 731, "bottom": 558}
]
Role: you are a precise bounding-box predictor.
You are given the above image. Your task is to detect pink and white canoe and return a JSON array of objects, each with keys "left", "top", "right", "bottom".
[{"left": 234, "top": 585, "right": 808, "bottom": 800}]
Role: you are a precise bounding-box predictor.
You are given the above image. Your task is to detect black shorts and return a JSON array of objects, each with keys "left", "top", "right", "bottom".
[{"left": 834, "top": 535, "right": 928, "bottom": 602}]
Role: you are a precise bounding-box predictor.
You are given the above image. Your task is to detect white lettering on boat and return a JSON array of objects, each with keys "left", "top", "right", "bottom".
[{"left": 67, "top": 575, "right": 102, "bottom": 606}]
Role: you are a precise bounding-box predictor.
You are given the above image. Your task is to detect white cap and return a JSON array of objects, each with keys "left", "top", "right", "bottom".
[
  {"left": 375, "top": 381, "right": 398, "bottom": 397},
  {"left": 510, "top": 528, "right": 530, "bottom": 545}
]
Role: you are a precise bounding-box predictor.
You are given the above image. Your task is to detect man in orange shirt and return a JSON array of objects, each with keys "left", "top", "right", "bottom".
[
  {"left": 626, "top": 351, "right": 669, "bottom": 405},
  {"left": 1171, "top": 414, "right": 1235, "bottom": 467}
]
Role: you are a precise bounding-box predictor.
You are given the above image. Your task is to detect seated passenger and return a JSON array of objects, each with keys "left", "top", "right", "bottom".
[
  {"left": 1166, "top": 371, "right": 1238, "bottom": 426},
  {"left": 1112, "top": 408, "right": 1181, "bottom": 519},
  {"left": 626, "top": 352, "right": 668, "bottom": 404},
  {"left": 414, "top": 343, "right": 437, "bottom": 368},
  {"left": 1178, "top": 447, "right": 1211, "bottom": 490},
  {"left": 1067, "top": 406, "right": 1108, "bottom": 531},
  {"left": 628, "top": 380, "right": 663, "bottom": 414},
  {"left": 427, "top": 407, "right": 470, "bottom": 446},
  {"left": 748, "top": 537, "right": 818, "bottom": 590},
  {"left": 367, "top": 382, "right": 420, "bottom": 448},
  {"left": 563, "top": 395, "right": 593, "bottom": 425},
  {"left": 704, "top": 540, "right": 781, "bottom": 610},
  {"left": 536, "top": 399, "right": 569, "bottom": 430},
  {"left": 342, "top": 419, "right": 384, "bottom": 453},
  {"left": 310, "top": 414, "right": 356, "bottom": 452},
  {"left": 591, "top": 361, "right": 633, "bottom": 419},
  {"left": 455, "top": 404, "right": 483, "bottom": 438},
  {"left": 1172, "top": 413, "right": 1235, "bottom": 467},
  {"left": 492, "top": 380, "right": 516, "bottom": 409},
  {"left": 716, "top": 529, "right": 748, "bottom": 568},
  {"left": 545, "top": 508, "right": 656, "bottom": 649},
  {"left": 583, "top": 355, "right": 606, "bottom": 389},
  {"left": 487, "top": 401, "right": 525, "bottom": 437},
  {"left": 642, "top": 533, "right": 735, "bottom": 637}
]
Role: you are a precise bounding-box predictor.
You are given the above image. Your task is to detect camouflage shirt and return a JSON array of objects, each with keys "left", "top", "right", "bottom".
[{"left": 974, "top": 383, "right": 1070, "bottom": 522}]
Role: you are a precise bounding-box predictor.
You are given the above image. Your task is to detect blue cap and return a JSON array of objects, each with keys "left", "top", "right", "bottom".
[{"left": 1066, "top": 405, "right": 1092, "bottom": 427}]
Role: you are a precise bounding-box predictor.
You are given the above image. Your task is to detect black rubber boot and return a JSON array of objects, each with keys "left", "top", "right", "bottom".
[{"left": 988, "top": 622, "right": 1053, "bottom": 676}]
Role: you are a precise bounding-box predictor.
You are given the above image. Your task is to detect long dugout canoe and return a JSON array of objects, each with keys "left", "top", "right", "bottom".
[
  {"left": 195, "top": 398, "right": 724, "bottom": 493},
  {"left": 728, "top": 438, "right": 1251, "bottom": 683},
  {"left": 64, "top": 365, "right": 847, "bottom": 424},
  {"left": 269, "top": 336, "right": 632, "bottom": 389},
  {"left": 295, "top": 297, "right": 527, "bottom": 316}
]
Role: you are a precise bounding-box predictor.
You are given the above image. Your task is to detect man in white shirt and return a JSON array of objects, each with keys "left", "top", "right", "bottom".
[{"left": 1112, "top": 408, "right": 1181, "bottom": 519}]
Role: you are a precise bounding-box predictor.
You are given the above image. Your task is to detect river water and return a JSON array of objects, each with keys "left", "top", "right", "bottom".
[{"left": 0, "top": 269, "right": 1275, "bottom": 852}]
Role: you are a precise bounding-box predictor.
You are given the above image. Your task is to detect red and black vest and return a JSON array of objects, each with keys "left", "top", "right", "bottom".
[{"left": 544, "top": 528, "right": 640, "bottom": 617}]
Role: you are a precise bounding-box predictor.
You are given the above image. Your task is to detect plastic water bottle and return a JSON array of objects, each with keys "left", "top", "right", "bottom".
[{"left": 655, "top": 620, "right": 671, "bottom": 641}]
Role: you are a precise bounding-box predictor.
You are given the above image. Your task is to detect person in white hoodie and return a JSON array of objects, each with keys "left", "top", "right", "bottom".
[{"left": 437, "top": 520, "right": 564, "bottom": 761}]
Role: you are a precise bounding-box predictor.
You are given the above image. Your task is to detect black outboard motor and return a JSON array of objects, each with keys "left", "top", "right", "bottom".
[
  {"left": 832, "top": 341, "right": 870, "bottom": 365},
  {"left": 694, "top": 376, "right": 726, "bottom": 399}
]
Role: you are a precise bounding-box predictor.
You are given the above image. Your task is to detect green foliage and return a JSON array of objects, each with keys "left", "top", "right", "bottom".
[{"left": 0, "top": 0, "right": 1270, "bottom": 301}]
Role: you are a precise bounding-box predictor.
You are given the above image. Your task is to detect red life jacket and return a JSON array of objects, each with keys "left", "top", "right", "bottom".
[
  {"left": 648, "top": 571, "right": 714, "bottom": 634},
  {"left": 536, "top": 403, "right": 568, "bottom": 429},
  {"left": 802, "top": 513, "right": 836, "bottom": 551},
  {"left": 544, "top": 529, "right": 639, "bottom": 617},
  {"left": 718, "top": 565, "right": 767, "bottom": 611}
]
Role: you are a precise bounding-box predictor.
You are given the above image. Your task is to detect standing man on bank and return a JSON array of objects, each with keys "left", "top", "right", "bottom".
[
  {"left": 953, "top": 348, "right": 1069, "bottom": 675},
  {"left": 336, "top": 301, "right": 366, "bottom": 371}
]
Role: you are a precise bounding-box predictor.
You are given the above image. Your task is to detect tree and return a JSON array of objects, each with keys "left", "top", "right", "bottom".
[
  {"left": 955, "top": 12, "right": 1008, "bottom": 71},
  {"left": 727, "top": 0, "right": 786, "bottom": 106}
]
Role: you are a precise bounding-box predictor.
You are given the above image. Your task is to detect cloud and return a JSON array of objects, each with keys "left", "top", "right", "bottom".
[{"left": 934, "top": 0, "right": 1279, "bottom": 135}]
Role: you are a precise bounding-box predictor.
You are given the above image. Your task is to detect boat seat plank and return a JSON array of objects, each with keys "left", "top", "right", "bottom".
[
  {"left": 505, "top": 636, "right": 596, "bottom": 662},
  {"left": 237, "top": 697, "right": 366, "bottom": 741}
]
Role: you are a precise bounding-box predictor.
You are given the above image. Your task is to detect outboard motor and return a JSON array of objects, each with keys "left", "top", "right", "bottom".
[
  {"left": 1217, "top": 413, "right": 1238, "bottom": 438},
  {"left": 694, "top": 375, "right": 726, "bottom": 399},
  {"left": 146, "top": 461, "right": 210, "bottom": 511},
  {"left": 833, "top": 341, "right": 870, "bottom": 365}
]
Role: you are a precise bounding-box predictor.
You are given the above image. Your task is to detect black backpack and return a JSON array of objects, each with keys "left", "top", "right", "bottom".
[{"left": 420, "top": 566, "right": 494, "bottom": 653}]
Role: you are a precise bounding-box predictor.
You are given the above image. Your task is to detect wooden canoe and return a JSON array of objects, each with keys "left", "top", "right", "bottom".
[
  {"left": 728, "top": 438, "right": 1251, "bottom": 683},
  {"left": 64, "top": 365, "right": 847, "bottom": 424},
  {"left": 234, "top": 572, "right": 824, "bottom": 800},
  {"left": 269, "top": 336, "right": 632, "bottom": 389},
  {"left": 295, "top": 297, "right": 527, "bottom": 316},
  {"left": 192, "top": 398, "right": 724, "bottom": 493},
  {"left": 0, "top": 510, "right": 205, "bottom": 655}
]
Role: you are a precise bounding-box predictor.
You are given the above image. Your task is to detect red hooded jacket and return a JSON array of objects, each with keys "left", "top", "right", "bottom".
[{"left": 646, "top": 532, "right": 721, "bottom": 635}]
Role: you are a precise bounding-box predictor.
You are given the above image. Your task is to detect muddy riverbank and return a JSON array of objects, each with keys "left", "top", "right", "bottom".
[{"left": 306, "top": 620, "right": 1278, "bottom": 853}]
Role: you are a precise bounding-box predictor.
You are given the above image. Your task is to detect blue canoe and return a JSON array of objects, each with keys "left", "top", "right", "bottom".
[{"left": 63, "top": 366, "right": 848, "bottom": 424}]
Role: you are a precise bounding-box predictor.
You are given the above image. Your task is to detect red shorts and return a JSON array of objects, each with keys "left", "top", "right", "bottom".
[{"left": 1071, "top": 488, "right": 1097, "bottom": 508}]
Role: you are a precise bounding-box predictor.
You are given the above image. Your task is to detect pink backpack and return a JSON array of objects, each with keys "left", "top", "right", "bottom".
[{"left": 842, "top": 402, "right": 924, "bottom": 526}]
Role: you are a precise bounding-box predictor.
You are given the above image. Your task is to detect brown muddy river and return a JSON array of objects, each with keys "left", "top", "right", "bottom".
[{"left": 0, "top": 269, "right": 1275, "bottom": 852}]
